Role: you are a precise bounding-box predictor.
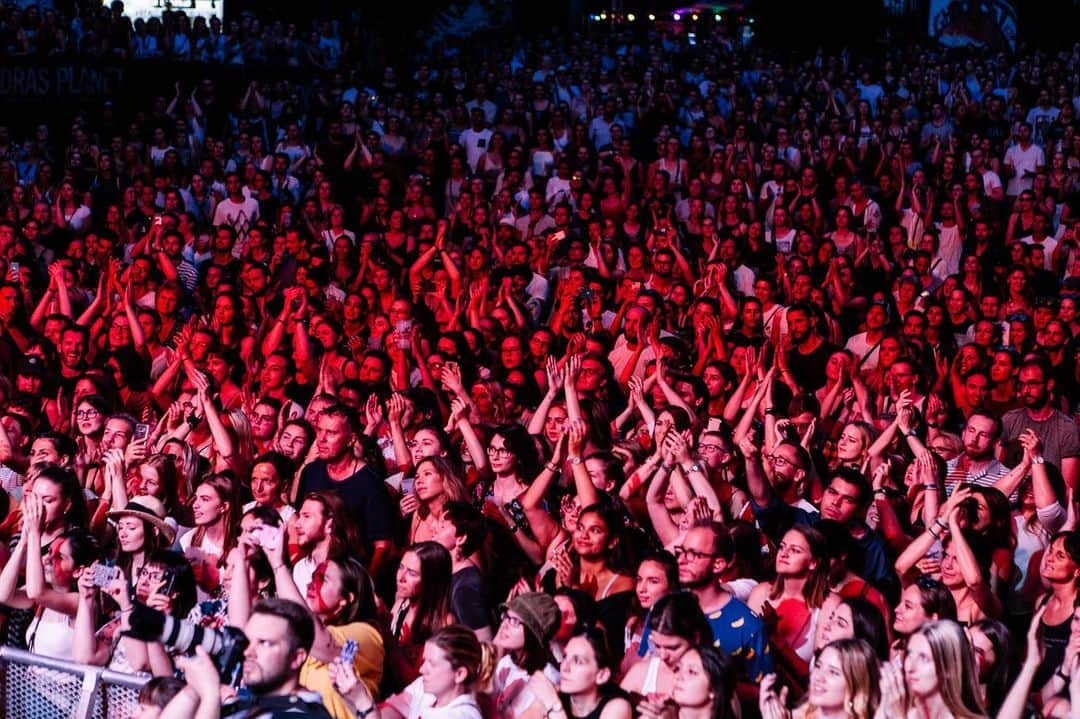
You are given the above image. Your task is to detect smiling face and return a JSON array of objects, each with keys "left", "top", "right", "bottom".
[
  {"left": 573, "top": 510, "right": 612, "bottom": 559},
  {"left": 635, "top": 559, "right": 671, "bottom": 610},
  {"left": 808, "top": 646, "right": 850, "bottom": 711}
]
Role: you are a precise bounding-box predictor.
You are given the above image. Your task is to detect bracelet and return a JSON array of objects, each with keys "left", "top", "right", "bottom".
[
  {"left": 659, "top": 463, "right": 674, "bottom": 473},
  {"left": 927, "top": 526, "right": 940, "bottom": 540},
  {"left": 764, "top": 407, "right": 778, "bottom": 416},
  {"left": 923, "top": 484, "right": 938, "bottom": 489},
  {"left": 355, "top": 705, "right": 376, "bottom": 719},
  {"left": 544, "top": 463, "right": 560, "bottom": 473},
  {"left": 935, "top": 518, "right": 948, "bottom": 530}
]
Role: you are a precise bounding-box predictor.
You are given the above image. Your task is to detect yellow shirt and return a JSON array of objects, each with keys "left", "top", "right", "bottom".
[{"left": 300, "top": 622, "right": 384, "bottom": 719}]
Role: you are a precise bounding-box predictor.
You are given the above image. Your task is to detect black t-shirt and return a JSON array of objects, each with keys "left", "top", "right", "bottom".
[
  {"left": 297, "top": 461, "right": 395, "bottom": 552},
  {"left": 787, "top": 340, "right": 839, "bottom": 393},
  {"left": 450, "top": 565, "right": 491, "bottom": 631}
]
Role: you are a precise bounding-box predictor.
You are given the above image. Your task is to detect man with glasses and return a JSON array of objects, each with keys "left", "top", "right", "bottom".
[
  {"left": 740, "top": 438, "right": 892, "bottom": 588},
  {"left": 1002, "top": 358, "right": 1080, "bottom": 491},
  {"left": 666, "top": 523, "right": 771, "bottom": 685}
]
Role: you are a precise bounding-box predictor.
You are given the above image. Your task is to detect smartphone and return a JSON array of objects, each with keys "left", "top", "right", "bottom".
[
  {"left": 92, "top": 564, "right": 121, "bottom": 588},
  {"left": 338, "top": 639, "right": 358, "bottom": 666},
  {"left": 159, "top": 569, "right": 177, "bottom": 597},
  {"left": 401, "top": 477, "right": 415, "bottom": 495},
  {"left": 395, "top": 320, "right": 412, "bottom": 349},
  {"left": 8, "top": 261, "right": 19, "bottom": 279},
  {"left": 134, "top": 423, "right": 151, "bottom": 441}
]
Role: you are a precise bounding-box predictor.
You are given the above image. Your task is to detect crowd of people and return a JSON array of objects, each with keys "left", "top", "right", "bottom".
[{"left": 0, "top": 2, "right": 1079, "bottom": 719}]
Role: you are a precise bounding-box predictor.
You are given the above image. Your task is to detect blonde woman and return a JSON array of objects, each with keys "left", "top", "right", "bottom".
[
  {"left": 876, "top": 619, "right": 986, "bottom": 719},
  {"left": 760, "top": 638, "right": 881, "bottom": 719}
]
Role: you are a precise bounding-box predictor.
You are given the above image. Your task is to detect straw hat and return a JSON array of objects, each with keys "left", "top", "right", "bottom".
[{"left": 107, "top": 496, "right": 177, "bottom": 545}]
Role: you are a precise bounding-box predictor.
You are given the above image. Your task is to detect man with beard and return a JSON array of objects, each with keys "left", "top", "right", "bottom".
[
  {"left": 607, "top": 304, "right": 656, "bottom": 381},
  {"left": 644, "top": 523, "right": 771, "bottom": 684},
  {"left": 58, "top": 324, "right": 90, "bottom": 382},
  {"left": 1002, "top": 358, "right": 1080, "bottom": 490},
  {"left": 741, "top": 435, "right": 891, "bottom": 587},
  {"left": 781, "top": 302, "right": 837, "bottom": 394},
  {"left": 944, "top": 411, "right": 1010, "bottom": 495},
  {"left": 165, "top": 598, "right": 331, "bottom": 718}
]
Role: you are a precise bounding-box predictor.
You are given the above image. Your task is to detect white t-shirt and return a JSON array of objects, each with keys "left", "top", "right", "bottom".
[
  {"left": 1020, "top": 235, "right": 1058, "bottom": 269},
  {"left": 386, "top": 678, "right": 483, "bottom": 719},
  {"left": 979, "top": 169, "right": 1003, "bottom": 197},
  {"left": 459, "top": 127, "right": 494, "bottom": 173},
  {"left": 211, "top": 196, "right": 260, "bottom": 238},
  {"left": 608, "top": 334, "right": 656, "bottom": 380},
  {"left": 844, "top": 332, "right": 882, "bottom": 371},
  {"left": 934, "top": 222, "right": 963, "bottom": 278},
  {"left": 1004, "top": 143, "right": 1045, "bottom": 196}
]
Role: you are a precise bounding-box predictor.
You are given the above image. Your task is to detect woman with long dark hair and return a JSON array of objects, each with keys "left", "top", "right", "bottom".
[{"left": 389, "top": 541, "right": 454, "bottom": 683}]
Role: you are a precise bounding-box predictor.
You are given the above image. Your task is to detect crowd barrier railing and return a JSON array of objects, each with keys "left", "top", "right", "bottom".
[{"left": 0, "top": 646, "right": 150, "bottom": 719}]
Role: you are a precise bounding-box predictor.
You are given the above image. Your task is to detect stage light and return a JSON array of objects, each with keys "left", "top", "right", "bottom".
[
  {"left": 691, "top": 13, "right": 698, "bottom": 20},
  {"left": 715, "top": 13, "right": 721, "bottom": 21},
  {"left": 672, "top": 12, "right": 680, "bottom": 20},
  {"left": 648, "top": 13, "right": 655, "bottom": 20},
  {"left": 599, "top": 11, "right": 607, "bottom": 19},
  {"left": 627, "top": 13, "right": 635, "bottom": 21}
]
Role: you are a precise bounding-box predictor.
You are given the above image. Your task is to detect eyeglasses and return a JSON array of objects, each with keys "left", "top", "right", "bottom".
[
  {"left": 765, "top": 453, "right": 797, "bottom": 469},
  {"left": 673, "top": 546, "right": 717, "bottom": 562},
  {"left": 500, "top": 611, "right": 524, "bottom": 629},
  {"left": 487, "top": 445, "right": 512, "bottom": 457},
  {"left": 75, "top": 409, "right": 101, "bottom": 419}
]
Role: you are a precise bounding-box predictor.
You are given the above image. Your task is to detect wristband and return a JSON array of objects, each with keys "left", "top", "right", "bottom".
[
  {"left": 659, "top": 463, "right": 674, "bottom": 473},
  {"left": 927, "top": 526, "right": 940, "bottom": 540},
  {"left": 355, "top": 705, "right": 376, "bottom": 719},
  {"left": 935, "top": 518, "right": 948, "bottom": 529},
  {"left": 923, "top": 484, "right": 938, "bottom": 489},
  {"left": 764, "top": 407, "right": 778, "bottom": 416},
  {"left": 544, "top": 463, "right": 560, "bottom": 473}
]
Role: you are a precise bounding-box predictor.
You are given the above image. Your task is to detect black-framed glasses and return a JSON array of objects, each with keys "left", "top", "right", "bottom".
[{"left": 673, "top": 546, "right": 717, "bottom": 562}]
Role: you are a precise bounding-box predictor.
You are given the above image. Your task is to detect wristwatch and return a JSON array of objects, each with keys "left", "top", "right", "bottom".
[
  {"left": 569, "top": 456, "right": 584, "bottom": 465},
  {"left": 683, "top": 463, "right": 703, "bottom": 474},
  {"left": 1032, "top": 456, "right": 1046, "bottom": 465}
]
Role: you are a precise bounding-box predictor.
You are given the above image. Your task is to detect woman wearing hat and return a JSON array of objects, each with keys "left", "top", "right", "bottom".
[
  {"left": 492, "top": 591, "right": 562, "bottom": 718},
  {"left": 107, "top": 494, "right": 176, "bottom": 586}
]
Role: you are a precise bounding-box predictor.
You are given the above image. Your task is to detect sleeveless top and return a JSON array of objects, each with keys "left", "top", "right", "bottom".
[
  {"left": 27, "top": 607, "right": 75, "bottom": 660},
  {"left": 558, "top": 687, "right": 630, "bottom": 719}
]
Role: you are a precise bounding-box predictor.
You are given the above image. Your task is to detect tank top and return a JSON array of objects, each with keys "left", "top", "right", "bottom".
[
  {"left": 26, "top": 607, "right": 75, "bottom": 660},
  {"left": 558, "top": 687, "right": 630, "bottom": 719}
]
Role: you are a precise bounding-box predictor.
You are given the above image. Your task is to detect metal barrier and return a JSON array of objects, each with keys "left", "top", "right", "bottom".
[{"left": 0, "top": 646, "right": 150, "bottom": 719}]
